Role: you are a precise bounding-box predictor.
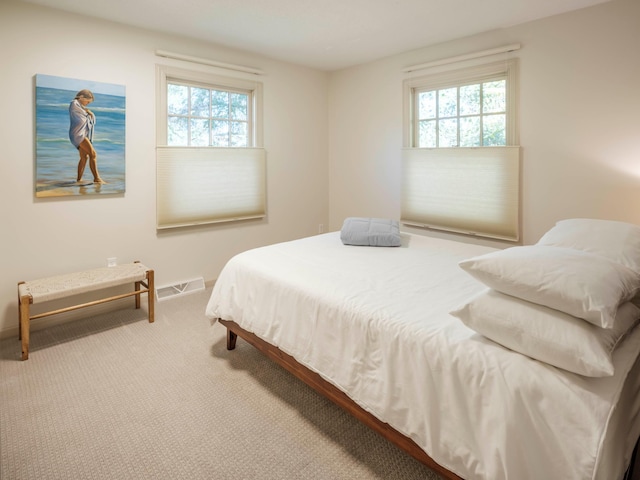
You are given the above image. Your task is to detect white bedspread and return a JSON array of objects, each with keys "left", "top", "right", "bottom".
[{"left": 205, "top": 232, "right": 640, "bottom": 480}]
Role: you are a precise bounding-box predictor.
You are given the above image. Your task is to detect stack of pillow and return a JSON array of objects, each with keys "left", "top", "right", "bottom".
[{"left": 450, "top": 218, "right": 640, "bottom": 377}]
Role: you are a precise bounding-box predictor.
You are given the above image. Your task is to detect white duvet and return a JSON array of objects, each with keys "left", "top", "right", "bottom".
[{"left": 205, "top": 232, "right": 640, "bottom": 480}]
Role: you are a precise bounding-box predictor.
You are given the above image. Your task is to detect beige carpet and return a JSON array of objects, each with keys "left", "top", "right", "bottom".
[{"left": 0, "top": 287, "right": 444, "bottom": 480}]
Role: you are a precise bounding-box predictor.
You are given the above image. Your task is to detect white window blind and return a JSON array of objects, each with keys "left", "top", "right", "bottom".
[
  {"left": 401, "top": 147, "right": 520, "bottom": 241},
  {"left": 157, "top": 147, "right": 266, "bottom": 229}
]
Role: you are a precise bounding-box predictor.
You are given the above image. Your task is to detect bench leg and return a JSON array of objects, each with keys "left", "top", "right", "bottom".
[
  {"left": 19, "top": 295, "right": 31, "bottom": 361},
  {"left": 17, "top": 282, "right": 23, "bottom": 341},
  {"left": 135, "top": 281, "right": 141, "bottom": 310},
  {"left": 147, "top": 269, "right": 155, "bottom": 323},
  {"left": 135, "top": 269, "right": 154, "bottom": 323}
]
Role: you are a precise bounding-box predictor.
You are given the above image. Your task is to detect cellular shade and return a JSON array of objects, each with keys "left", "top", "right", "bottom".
[
  {"left": 157, "top": 147, "right": 266, "bottom": 229},
  {"left": 401, "top": 146, "right": 520, "bottom": 241}
]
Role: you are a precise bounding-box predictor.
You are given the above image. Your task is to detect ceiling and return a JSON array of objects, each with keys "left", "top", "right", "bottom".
[{"left": 22, "top": 0, "right": 611, "bottom": 71}]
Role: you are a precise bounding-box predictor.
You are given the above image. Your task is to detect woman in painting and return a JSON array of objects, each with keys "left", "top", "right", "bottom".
[{"left": 69, "top": 89, "right": 105, "bottom": 184}]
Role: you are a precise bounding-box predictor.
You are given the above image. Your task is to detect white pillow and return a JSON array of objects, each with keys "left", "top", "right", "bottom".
[
  {"left": 458, "top": 245, "right": 640, "bottom": 328},
  {"left": 450, "top": 289, "right": 640, "bottom": 377},
  {"left": 537, "top": 218, "right": 640, "bottom": 274}
]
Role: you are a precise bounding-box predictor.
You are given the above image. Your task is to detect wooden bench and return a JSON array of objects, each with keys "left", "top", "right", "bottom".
[{"left": 18, "top": 261, "right": 154, "bottom": 360}]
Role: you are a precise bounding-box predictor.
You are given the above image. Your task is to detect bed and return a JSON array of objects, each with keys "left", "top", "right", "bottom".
[{"left": 205, "top": 218, "right": 640, "bottom": 480}]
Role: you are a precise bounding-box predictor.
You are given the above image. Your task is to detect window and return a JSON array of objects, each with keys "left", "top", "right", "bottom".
[
  {"left": 415, "top": 79, "right": 506, "bottom": 148},
  {"left": 167, "top": 83, "right": 251, "bottom": 147},
  {"left": 405, "top": 59, "right": 518, "bottom": 149},
  {"left": 402, "top": 59, "right": 520, "bottom": 241},
  {"left": 156, "top": 65, "right": 265, "bottom": 229}
]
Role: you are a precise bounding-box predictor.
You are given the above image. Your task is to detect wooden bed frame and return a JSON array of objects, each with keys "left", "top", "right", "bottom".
[
  {"left": 220, "top": 318, "right": 462, "bottom": 479},
  {"left": 219, "top": 319, "right": 640, "bottom": 480}
]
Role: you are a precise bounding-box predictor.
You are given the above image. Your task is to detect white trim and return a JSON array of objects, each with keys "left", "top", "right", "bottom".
[
  {"left": 402, "top": 44, "right": 521, "bottom": 73},
  {"left": 155, "top": 50, "right": 264, "bottom": 75}
]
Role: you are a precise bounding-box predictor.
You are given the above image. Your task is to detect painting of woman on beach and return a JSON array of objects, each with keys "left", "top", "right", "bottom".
[{"left": 35, "top": 74, "right": 125, "bottom": 197}]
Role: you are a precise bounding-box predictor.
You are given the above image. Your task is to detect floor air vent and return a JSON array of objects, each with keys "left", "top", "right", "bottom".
[{"left": 155, "top": 277, "right": 205, "bottom": 301}]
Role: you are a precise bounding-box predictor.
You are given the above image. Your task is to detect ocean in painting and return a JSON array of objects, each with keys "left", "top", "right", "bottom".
[{"left": 35, "top": 75, "right": 125, "bottom": 197}]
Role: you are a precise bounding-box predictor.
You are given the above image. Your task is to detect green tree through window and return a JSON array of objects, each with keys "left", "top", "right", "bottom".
[
  {"left": 167, "top": 83, "right": 249, "bottom": 147},
  {"left": 416, "top": 79, "right": 506, "bottom": 148}
]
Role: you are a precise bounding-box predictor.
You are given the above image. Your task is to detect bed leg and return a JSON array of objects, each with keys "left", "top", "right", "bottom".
[
  {"left": 625, "top": 436, "right": 640, "bottom": 480},
  {"left": 226, "top": 329, "right": 237, "bottom": 350}
]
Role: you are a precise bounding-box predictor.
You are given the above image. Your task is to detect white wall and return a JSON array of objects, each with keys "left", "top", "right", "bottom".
[
  {"left": 0, "top": 1, "right": 329, "bottom": 336},
  {"left": 3, "top": 0, "right": 640, "bottom": 339},
  {"left": 328, "top": 0, "right": 640, "bottom": 244}
]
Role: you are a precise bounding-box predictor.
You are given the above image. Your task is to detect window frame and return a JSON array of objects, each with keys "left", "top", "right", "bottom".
[
  {"left": 403, "top": 59, "right": 519, "bottom": 148},
  {"left": 156, "top": 64, "right": 263, "bottom": 148},
  {"left": 166, "top": 81, "right": 252, "bottom": 147}
]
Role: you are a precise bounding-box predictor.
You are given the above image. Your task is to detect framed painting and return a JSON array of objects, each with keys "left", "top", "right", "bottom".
[{"left": 35, "top": 74, "right": 126, "bottom": 197}]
